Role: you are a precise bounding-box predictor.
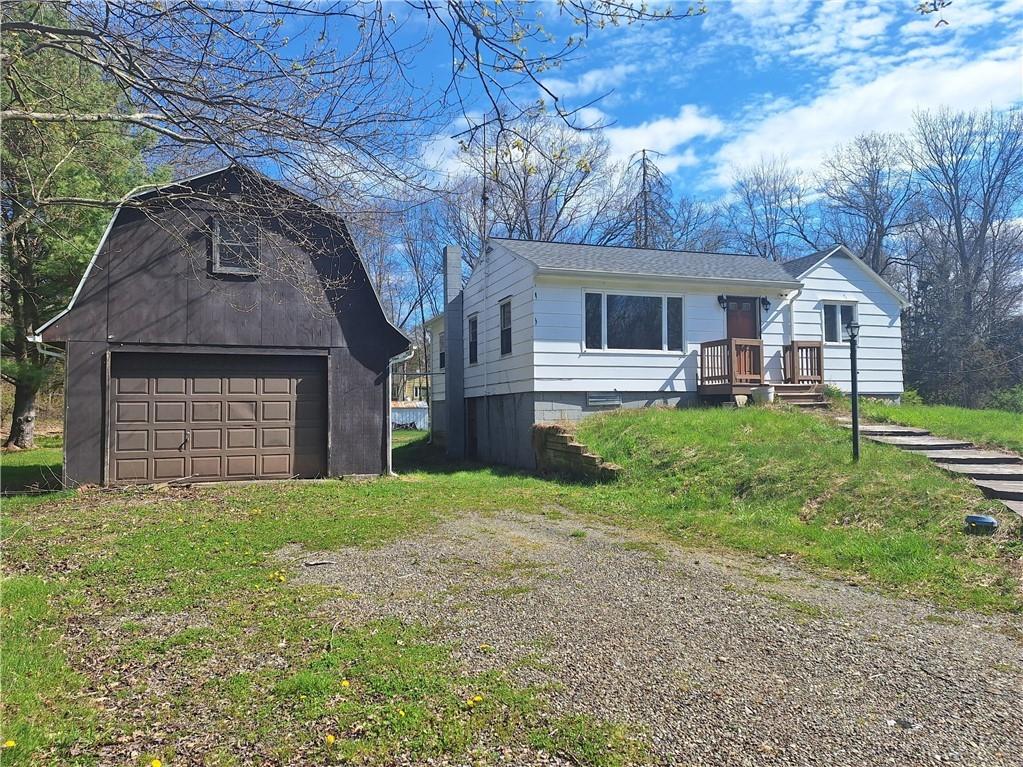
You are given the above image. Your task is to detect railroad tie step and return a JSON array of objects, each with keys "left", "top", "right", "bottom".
[
  {"left": 933, "top": 463, "right": 1023, "bottom": 482},
  {"left": 865, "top": 435, "right": 974, "bottom": 450},
  {"left": 919, "top": 449, "right": 1023, "bottom": 465},
  {"left": 972, "top": 480, "right": 1023, "bottom": 502}
]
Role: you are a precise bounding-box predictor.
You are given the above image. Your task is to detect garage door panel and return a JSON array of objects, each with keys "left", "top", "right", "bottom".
[
  {"left": 262, "top": 377, "right": 291, "bottom": 394},
  {"left": 154, "top": 430, "right": 187, "bottom": 451},
  {"left": 110, "top": 354, "right": 326, "bottom": 485},
  {"left": 227, "top": 401, "right": 257, "bottom": 421},
  {"left": 192, "top": 401, "right": 222, "bottom": 421},
  {"left": 155, "top": 377, "right": 186, "bottom": 394},
  {"left": 261, "top": 454, "right": 292, "bottom": 475},
  {"left": 227, "top": 428, "right": 257, "bottom": 448},
  {"left": 155, "top": 401, "right": 186, "bottom": 422},
  {"left": 190, "top": 429, "right": 222, "bottom": 449},
  {"left": 115, "top": 430, "right": 148, "bottom": 452},
  {"left": 226, "top": 455, "right": 257, "bottom": 477},
  {"left": 228, "top": 377, "right": 257, "bottom": 395},
  {"left": 114, "top": 458, "right": 149, "bottom": 481},
  {"left": 261, "top": 427, "right": 291, "bottom": 448},
  {"left": 191, "top": 456, "right": 222, "bottom": 477},
  {"left": 192, "top": 377, "right": 222, "bottom": 394},
  {"left": 261, "top": 401, "right": 291, "bottom": 421},
  {"left": 116, "top": 401, "right": 149, "bottom": 423},
  {"left": 117, "top": 376, "right": 149, "bottom": 395},
  {"left": 153, "top": 457, "right": 187, "bottom": 480}
]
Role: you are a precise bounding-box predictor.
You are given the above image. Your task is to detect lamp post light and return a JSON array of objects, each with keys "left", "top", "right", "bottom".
[{"left": 846, "top": 320, "right": 861, "bottom": 462}]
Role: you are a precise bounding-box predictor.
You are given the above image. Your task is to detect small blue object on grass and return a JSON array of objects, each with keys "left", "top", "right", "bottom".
[{"left": 964, "top": 514, "right": 999, "bottom": 535}]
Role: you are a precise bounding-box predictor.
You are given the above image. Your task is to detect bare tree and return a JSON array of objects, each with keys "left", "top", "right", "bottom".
[
  {"left": 442, "top": 111, "right": 629, "bottom": 262},
  {"left": 819, "top": 133, "right": 917, "bottom": 276},
  {"left": 726, "top": 156, "right": 819, "bottom": 261}
]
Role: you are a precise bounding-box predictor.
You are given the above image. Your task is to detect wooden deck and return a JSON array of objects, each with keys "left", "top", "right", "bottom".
[{"left": 698, "top": 338, "right": 824, "bottom": 399}]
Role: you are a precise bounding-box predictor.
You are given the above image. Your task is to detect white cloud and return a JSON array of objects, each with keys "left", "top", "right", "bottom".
[
  {"left": 710, "top": 45, "right": 1023, "bottom": 187},
  {"left": 543, "top": 64, "right": 638, "bottom": 100},
  {"left": 603, "top": 104, "right": 724, "bottom": 165}
]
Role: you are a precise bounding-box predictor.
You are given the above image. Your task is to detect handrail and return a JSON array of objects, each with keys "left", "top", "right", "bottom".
[
  {"left": 700, "top": 338, "right": 764, "bottom": 386},
  {"left": 784, "top": 340, "right": 824, "bottom": 384}
]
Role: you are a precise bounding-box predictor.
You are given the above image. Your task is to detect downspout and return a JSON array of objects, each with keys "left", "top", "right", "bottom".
[{"left": 387, "top": 345, "right": 416, "bottom": 475}]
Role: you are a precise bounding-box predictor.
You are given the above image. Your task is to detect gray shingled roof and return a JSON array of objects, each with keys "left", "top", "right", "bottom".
[
  {"left": 781, "top": 246, "right": 841, "bottom": 278},
  {"left": 492, "top": 238, "right": 802, "bottom": 286}
]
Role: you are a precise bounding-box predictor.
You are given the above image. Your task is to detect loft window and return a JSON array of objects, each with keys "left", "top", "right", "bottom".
[
  {"left": 212, "top": 217, "right": 259, "bottom": 275},
  {"left": 823, "top": 303, "right": 855, "bottom": 343},
  {"left": 438, "top": 332, "right": 446, "bottom": 369},
  {"left": 468, "top": 315, "right": 479, "bottom": 364},
  {"left": 500, "top": 300, "right": 512, "bottom": 356},
  {"left": 585, "top": 291, "right": 684, "bottom": 352}
]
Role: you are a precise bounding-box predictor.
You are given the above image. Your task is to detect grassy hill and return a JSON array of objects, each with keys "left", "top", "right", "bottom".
[{"left": 576, "top": 407, "right": 1020, "bottom": 612}]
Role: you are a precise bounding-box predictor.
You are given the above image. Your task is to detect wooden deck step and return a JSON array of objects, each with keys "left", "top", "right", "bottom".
[
  {"left": 919, "top": 449, "right": 1023, "bottom": 465},
  {"left": 933, "top": 463, "right": 1023, "bottom": 481},
  {"left": 972, "top": 480, "right": 1023, "bottom": 501},
  {"left": 865, "top": 435, "right": 974, "bottom": 450}
]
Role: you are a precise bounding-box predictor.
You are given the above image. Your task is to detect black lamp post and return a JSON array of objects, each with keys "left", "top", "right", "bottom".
[{"left": 846, "top": 320, "right": 861, "bottom": 461}]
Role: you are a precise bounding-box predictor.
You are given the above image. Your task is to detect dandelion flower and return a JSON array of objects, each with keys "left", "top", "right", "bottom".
[
  {"left": 465, "top": 697, "right": 476, "bottom": 707},
  {"left": 151, "top": 760, "right": 162, "bottom": 767},
  {"left": 473, "top": 695, "right": 483, "bottom": 703},
  {"left": 3, "top": 740, "right": 15, "bottom": 748},
  {"left": 325, "top": 733, "right": 336, "bottom": 746},
  {"left": 398, "top": 709, "right": 406, "bottom": 717},
  {"left": 340, "top": 679, "right": 350, "bottom": 689}
]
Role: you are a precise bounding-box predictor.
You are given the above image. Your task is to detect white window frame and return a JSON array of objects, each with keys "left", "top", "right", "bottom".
[
  {"left": 821, "top": 301, "right": 858, "bottom": 345},
  {"left": 499, "top": 299, "right": 512, "bottom": 357},
  {"left": 467, "top": 313, "right": 479, "bottom": 365},
  {"left": 438, "top": 331, "right": 446, "bottom": 369},
  {"left": 581, "top": 288, "right": 686, "bottom": 354},
  {"left": 212, "top": 217, "right": 260, "bottom": 276}
]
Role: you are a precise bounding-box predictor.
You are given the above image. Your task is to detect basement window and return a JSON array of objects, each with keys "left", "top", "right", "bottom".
[{"left": 212, "top": 217, "right": 260, "bottom": 276}]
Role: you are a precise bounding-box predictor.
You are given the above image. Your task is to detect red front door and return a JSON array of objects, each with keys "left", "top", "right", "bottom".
[{"left": 726, "top": 297, "right": 759, "bottom": 339}]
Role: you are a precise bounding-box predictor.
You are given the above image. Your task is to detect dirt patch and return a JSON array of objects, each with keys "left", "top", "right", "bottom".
[{"left": 294, "top": 509, "right": 1023, "bottom": 766}]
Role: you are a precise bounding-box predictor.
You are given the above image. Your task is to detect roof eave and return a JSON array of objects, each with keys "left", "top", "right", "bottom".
[{"left": 535, "top": 266, "right": 802, "bottom": 291}]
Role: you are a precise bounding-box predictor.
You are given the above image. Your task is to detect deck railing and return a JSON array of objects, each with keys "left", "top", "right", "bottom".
[
  {"left": 699, "top": 338, "right": 764, "bottom": 387},
  {"left": 783, "top": 341, "right": 824, "bottom": 384}
]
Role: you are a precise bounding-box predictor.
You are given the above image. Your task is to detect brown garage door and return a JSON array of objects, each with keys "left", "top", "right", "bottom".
[{"left": 109, "top": 353, "right": 326, "bottom": 484}]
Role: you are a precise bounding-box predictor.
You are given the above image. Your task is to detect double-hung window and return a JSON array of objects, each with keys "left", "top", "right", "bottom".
[
  {"left": 212, "top": 217, "right": 260, "bottom": 276},
  {"left": 822, "top": 303, "right": 856, "bottom": 343},
  {"left": 584, "top": 291, "right": 685, "bottom": 352},
  {"left": 499, "top": 300, "right": 512, "bottom": 356},
  {"left": 468, "top": 315, "right": 479, "bottom": 364}
]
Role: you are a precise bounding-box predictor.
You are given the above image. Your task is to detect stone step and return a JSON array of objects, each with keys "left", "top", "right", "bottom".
[
  {"left": 793, "top": 402, "right": 829, "bottom": 409},
  {"left": 865, "top": 435, "right": 974, "bottom": 450},
  {"left": 972, "top": 480, "right": 1023, "bottom": 501},
  {"left": 919, "top": 449, "right": 1023, "bottom": 465},
  {"left": 845, "top": 425, "right": 931, "bottom": 437},
  {"left": 777, "top": 393, "right": 825, "bottom": 402},
  {"left": 933, "top": 463, "right": 1023, "bottom": 482}
]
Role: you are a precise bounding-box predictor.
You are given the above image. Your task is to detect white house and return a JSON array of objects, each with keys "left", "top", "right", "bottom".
[{"left": 428, "top": 239, "right": 908, "bottom": 468}]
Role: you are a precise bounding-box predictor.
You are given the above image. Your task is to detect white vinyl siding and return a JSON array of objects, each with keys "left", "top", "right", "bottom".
[
  {"left": 461, "top": 246, "right": 535, "bottom": 397},
  {"left": 790, "top": 254, "right": 903, "bottom": 395},
  {"left": 533, "top": 275, "right": 790, "bottom": 392}
]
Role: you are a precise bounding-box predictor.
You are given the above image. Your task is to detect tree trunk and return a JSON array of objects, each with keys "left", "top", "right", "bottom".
[{"left": 4, "top": 381, "right": 38, "bottom": 449}]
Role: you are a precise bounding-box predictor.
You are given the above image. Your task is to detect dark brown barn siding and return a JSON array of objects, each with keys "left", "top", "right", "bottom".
[
  {"left": 43, "top": 166, "right": 409, "bottom": 485},
  {"left": 63, "top": 341, "right": 107, "bottom": 486}
]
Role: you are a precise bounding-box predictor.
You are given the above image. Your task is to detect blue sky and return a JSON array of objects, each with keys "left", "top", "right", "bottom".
[{"left": 421, "top": 0, "right": 1023, "bottom": 195}]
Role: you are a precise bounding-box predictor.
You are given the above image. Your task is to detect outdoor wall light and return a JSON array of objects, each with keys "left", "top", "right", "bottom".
[
  {"left": 717, "top": 294, "right": 728, "bottom": 310},
  {"left": 760, "top": 296, "right": 771, "bottom": 312}
]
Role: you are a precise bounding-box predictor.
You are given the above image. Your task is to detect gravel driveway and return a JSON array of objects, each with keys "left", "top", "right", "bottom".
[{"left": 292, "top": 509, "right": 1022, "bottom": 767}]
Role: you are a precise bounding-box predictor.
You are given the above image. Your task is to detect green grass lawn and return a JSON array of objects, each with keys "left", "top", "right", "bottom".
[
  {"left": 0, "top": 435, "right": 63, "bottom": 493},
  {"left": 2, "top": 413, "right": 1019, "bottom": 764},
  {"left": 857, "top": 401, "right": 1023, "bottom": 453}
]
